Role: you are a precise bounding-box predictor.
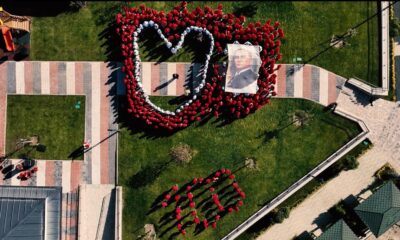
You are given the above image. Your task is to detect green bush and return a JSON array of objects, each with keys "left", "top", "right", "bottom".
[
  {"left": 343, "top": 156, "right": 359, "bottom": 170},
  {"left": 273, "top": 207, "right": 290, "bottom": 223},
  {"left": 319, "top": 140, "right": 371, "bottom": 181},
  {"left": 375, "top": 163, "right": 398, "bottom": 181},
  {"left": 329, "top": 202, "right": 347, "bottom": 219},
  {"left": 390, "top": 17, "right": 400, "bottom": 37}
]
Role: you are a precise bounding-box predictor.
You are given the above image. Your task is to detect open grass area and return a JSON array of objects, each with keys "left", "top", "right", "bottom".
[
  {"left": 119, "top": 97, "right": 361, "bottom": 240},
  {"left": 31, "top": 1, "right": 379, "bottom": 85},
  {"left": 6, "top": 95, "right": 85, "bottom": 160}
]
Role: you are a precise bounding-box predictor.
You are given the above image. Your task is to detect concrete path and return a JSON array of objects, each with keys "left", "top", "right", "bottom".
[
  {"left": 257, "top": 84, "right": 400, "bottom": 240},
  {"left": 78, "top": 184, "right": 115, "bottom": 240}
]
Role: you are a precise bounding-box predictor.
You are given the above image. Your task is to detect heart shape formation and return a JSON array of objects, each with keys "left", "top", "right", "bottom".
[
  {"left": 116, "top": 2, "right": 284, "bottom": 131},
  {"left": 160, "top": 169, "right": 245, "bottom": 235},
  {"left": 132, "top": 22, "right": 214, "bottom": 115}
]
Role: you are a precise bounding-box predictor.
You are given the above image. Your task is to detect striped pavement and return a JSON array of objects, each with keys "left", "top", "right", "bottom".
[
  {"left": 0, "top": 61, "right": 119, "bottom": 240},
  {"left": 275, "top": 64, "right": 346, "bottom": 105},
  {"left": 116, "top": 63, "right": 346, "bottom": 107}
]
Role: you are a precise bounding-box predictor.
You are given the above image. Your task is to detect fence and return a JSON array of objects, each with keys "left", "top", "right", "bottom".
[
  {"left": 347, "top": 78, "right": 388, "bottom": 96},
  {"left": 221, "top": 108, "right": 369, "bottom": 240},
  {"left": 115, "top": 186, "right": 123, "bottom": 240},
  {"left": 382, "top": 1, "right": 390, "bottom": 91}
]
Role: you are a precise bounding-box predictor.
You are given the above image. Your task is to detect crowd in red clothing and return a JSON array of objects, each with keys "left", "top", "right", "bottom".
[
  {"left": 17, "top": 166, "right": 38, "bottom": 181},
  {"left": 116, "top": 1, "right": 284, "bottom": 131},
  {"left": 158, "top": 168, "right": 245, "bottom": 235}
]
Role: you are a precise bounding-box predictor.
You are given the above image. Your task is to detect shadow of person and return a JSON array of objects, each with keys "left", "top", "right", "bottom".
[
  {"left": 3, "top": 168, "right": 19, "bottom": 180},
  {"left": 153, "top": 77, "right": 177, "bottom": 92},
  {"left": 68, "top": 146, "right": 85, "bottom": 160},
  {"left": 1, "top": 164, "right": 14, "bottom": 174}
]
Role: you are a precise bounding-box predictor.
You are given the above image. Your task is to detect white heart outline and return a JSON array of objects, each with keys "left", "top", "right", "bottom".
[{"left": 132, "top": 20, "right": 215, "bottom": 116}]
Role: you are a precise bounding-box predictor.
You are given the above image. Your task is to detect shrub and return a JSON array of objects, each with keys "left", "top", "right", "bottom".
[
  {"left": 273, "top": 207, "right": 290, "bottom": 223},
  {"left": 329, "top": 202, "right": 347, "bottom": 219},
  {"left": 375, "top": 163, "right": 398, "bottom": 181},
  {"left": 343, "top": 155, "right": 359, "bottom": 170},
  {"left": 390, "top": 17, "right": 400, "bottom": 38},
  {"left": 169, "top": 143, "right": 194, "bottom": 164}
]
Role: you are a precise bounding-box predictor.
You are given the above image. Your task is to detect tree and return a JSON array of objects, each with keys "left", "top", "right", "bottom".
[
  {"left": 293, "top": 110, "right": 312, "bottom": 128},
  {"left": 390, "top": 17, "right": 400, "bottom": 38}
]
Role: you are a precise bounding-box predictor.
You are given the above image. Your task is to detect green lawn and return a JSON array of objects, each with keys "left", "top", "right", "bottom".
[
  {"left": 31, "top": 1, "right": 379, "bottom": 85},
  {"left": 6, "top": 95, "right": 86, "bottom": 160},
  {"left": 119, "top": 97, "right": 361, "bottom": 240}
]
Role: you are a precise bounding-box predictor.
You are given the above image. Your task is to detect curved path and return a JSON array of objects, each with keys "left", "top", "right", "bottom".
[{"left": 257, "top": 83, "right": 400, "bottom": 240}]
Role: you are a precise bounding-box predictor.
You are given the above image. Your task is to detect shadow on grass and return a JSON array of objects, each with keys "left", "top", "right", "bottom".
[
  {"left": 68, "top": 146, "right": 85, "bottom": 160},
  {"left": 233, "top": 1, "right": 260, "bottom": 18},
  {"left": 128, "top": 160, "right": 171, "bottom": 189},
  {"left": 67, "top": 131, "right": 118, "bottom": 160}
]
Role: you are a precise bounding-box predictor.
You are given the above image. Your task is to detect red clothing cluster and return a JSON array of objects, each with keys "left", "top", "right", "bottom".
[
  {"left": 116, "top": 1, "right": 284, "bottom": 131},
  {"left": 159, "top": 167, "right": 246, "bottom": 235}
]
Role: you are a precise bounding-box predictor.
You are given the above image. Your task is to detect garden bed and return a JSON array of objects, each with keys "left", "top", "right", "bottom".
[{"left": 6, "top": 95, "right": 86, "bottom": 160}]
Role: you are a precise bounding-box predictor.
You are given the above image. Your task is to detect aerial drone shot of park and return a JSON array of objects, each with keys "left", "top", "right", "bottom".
[{"left": 1, "top": 1, "right": 399, "bottom": 240}]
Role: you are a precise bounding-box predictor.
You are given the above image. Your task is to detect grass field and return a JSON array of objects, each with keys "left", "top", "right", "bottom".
[
  {"left": 6, "top": 95, "right": 86, "bottom": 160},
  {"left": 118, "top": 97, "right": 361, "bottom": 240},
  {"left": 30, "top": 1, "right": 380, "bottom": 85}
]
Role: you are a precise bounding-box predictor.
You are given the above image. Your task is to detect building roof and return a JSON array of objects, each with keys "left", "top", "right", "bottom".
[
  {"left": 316, "top": 219, "right": 359, "bottom": 240},
  {"left": 354, "top": 181, "right": 400, "bottom": 237},
  {"left": 0, "top": 186, "right": 62, "bottom": 240}
]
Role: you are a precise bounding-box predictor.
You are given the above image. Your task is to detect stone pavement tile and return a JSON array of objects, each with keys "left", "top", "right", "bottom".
[{"left": 78, "top": 184, "right": 115, "bottom": 240}]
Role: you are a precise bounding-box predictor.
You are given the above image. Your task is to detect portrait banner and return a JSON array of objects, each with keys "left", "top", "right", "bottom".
[{"left": 225, "top": 44, "right": 262, "bottom": 94}]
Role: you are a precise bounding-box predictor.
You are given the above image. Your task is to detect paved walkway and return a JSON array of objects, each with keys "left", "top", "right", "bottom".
[
  {"left": 117, "top": 63, "right": 346, "bottom": 107},
  {"left": 257, "top": 84, "right": 400, "bottom": 240},
  {"left": 0, "top": 61, "right": 120, "bottom": 240}
]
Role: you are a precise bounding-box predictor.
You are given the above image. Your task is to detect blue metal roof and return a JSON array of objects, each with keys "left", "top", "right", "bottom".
[
  {"left": 0, "top": 198, "right": 44, "bottom": 239},
  {"left": 0, "top": 186, "right": 61, "bottom": 240}
]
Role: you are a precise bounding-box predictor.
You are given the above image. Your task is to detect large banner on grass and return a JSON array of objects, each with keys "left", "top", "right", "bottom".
[{"left": 225, "top": 44, "right": 261, "bottom": 94}]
